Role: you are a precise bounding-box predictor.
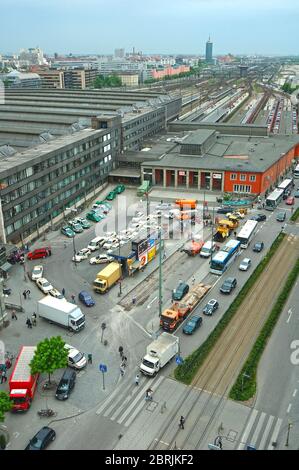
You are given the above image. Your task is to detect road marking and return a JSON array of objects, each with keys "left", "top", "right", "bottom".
[
  {"left": 287, "top": 403, "right": 292, "bottom": 414},
  {"left": 147, "top": 296, "right": 157, "bottom": 309},
  {"left": 287, "top": 309, "right": 293, "bottom": 323},
  {"left": 250, "top": 412, "right": 267, "bottom": 446},
  {"left": 238, "top": 408, "right": 259, "bottom": 450},
  {"left": 96, "top": 376, "right": 132, "bottom": 415},
  {"left": 293, "top": 389, "right": 297, "bottom": 398},
  {"left": 267, "top": 418, "right": 282, "bottom": 450},
  {"left": 259, "top": 415, "right": 275, "bottom": 449}
]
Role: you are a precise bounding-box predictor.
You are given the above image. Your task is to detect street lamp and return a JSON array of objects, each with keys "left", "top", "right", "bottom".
[{"left": 285, "top": 421, "right": 293, "bottom": 447}]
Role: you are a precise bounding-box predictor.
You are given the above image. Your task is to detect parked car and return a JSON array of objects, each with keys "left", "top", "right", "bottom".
[
  {"left": 61, "top": 226, "right": 75, "bottom": 238},
  {"left": 106, "top": 191, "right": 117, "bottom": 201},
  {"left": 114, "top": 184, "right": 125, "bottom": 194},
  {"left": 72, "top": 248, "right": 91, "bottom": 262},
  {"left": 217, "top": 206, "right": 234, "bottom": 214},
  {"left": 86, "top": 212, "right": 103, "bottom": 222},
  {"left": 239, "top": 258, "right": 252, "bottom": 271},
  {"left": 98, "top": 201, "right": 112, "bottom": 210},
  {"left": 78, "top": 290, "right": 95, "bottom": 307},
  {"left": 55, "top": 368, "right": 76, "bottom": 400},
  {"left": 253, "top": 241, "right": 264, "bottom": 252},
  {"left": 68, "top": 221, "right": 83, "bottom": 233},
  {"left": 49, "top": 288, "right": 64, "bottom": 299},
  {"left": 31, "top": 265, "right": 44, "bottom": 281},
  {"left": 183, "top": 315, "right": 203, "bottom": 334},
  {"left": 250, "top": 214, "right": 266, "bottom": 222},
  {"left": 294, "top": 190, "right": 299, "bottom": 198},
  {"left": 64, "top": 344, "right": 87, "bottom": 370},
  {"left": 172, "top": 282, "right": 189, "bottom": 301},
  {"left": 25, "top": 427, "right": 56, "bottom": 450},
  {"left": 203, "top": 299, "right": 219, "bottom": 315},
  {"left": 276, "top": 211, "right": 286, "bottom": 222},
  {"left": 220, "top": 277, "right": 237, "bottom": 294},
  {"left": 36, "top": 278, "right": 53, "bottom": 294},
  {"left": 74, "top": 217, "right": 91, "bottom": 229},
  {"left": 89, "top": 254, "right": 113, "bottom": 265},
  {"left": 286, "top": 196, "right": 295, "bottom": 205},
  {"left": 27, "top": 247, "right": 51, "bottom": 260}
]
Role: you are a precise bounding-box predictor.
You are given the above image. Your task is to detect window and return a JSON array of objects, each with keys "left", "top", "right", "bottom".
[
  {"left": 240, "top": 174, "right": 246, "bottom": 181},
  {"left": 230, "top": 174, "right": 237, "bottom": 180},
  {"left": 250, "top": 175, "right": 256, "bottom": 182}
]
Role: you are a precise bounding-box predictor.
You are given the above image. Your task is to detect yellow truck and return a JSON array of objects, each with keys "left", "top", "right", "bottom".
[
  {"left": 214, "top": 219, "right": 234, "bottom": 241},
  {"left": 93, "top": 262, "right": 121, "bottom": 294}
]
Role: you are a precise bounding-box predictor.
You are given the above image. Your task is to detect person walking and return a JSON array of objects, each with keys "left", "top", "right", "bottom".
[
  {"left": 87, "top": 353, "right": 93, "bottom": 364},
  {"left": 26, "top": 289, "right": 31, "bottom": 299},
  {"left": 26, "top": 317, "right": 32, "bottom": 329},
  {"left": 1, "top": 370, "right": 7, "bottom": 384},
  {"left": 71, "top": 294, "right": 75, "bottom": 303},
  {"left": 179, "top": 416, "right": 185, "bottom": 429},
  {"left": 31, "top": 312, "right": 37, "bottom": 326},
  {"left": 145, "top": 388, "right": 153, "bottom": 401},
  {"left": 22, "top": 290, "right": 27, "bottom": 300},
  {"left": 118, "top": 346, "right": 124, "bottom": 358},
  {"left": 135, "top": 374, "right": 140, "bottom": 386},
  {"left": 62, "top": 288, "right": 65, "bottom": 297},
  {"left": 132, "top": 296, "right": 136, "bottom": 306},
  {"left": 11, "top": 310, "right": 17, "bottom": 320},
  {"left": 120, "top": 364, "right": 125, "bottom": 377}
]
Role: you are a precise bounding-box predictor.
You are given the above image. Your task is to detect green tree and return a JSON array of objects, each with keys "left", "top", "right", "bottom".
[
  {"left": 0, "top": 391, "right": 13, "bottom": 423},
  {"left": 30, "top": 336, "right": 68, "bottom": 384}
]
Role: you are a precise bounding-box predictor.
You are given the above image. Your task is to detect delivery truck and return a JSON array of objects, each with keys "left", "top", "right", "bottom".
[
  {"left": 9, "top": 346, "right": 39, "bottom": 412},
  {"left": 93, "top": 262, "right": 121, "bottom": 294},
  {"left": 160, "top": 283, "right": 211, "bottom": 331},
  {"left": 38, "top": 296, "right": 85, "bottom": 332},
  {"left": 140, "top": 332, "right": 179, "bottom": 376}
]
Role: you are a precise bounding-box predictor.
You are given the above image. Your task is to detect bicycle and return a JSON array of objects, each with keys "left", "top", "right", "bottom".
[{"left": 37, "top": 409, "right": 57, "bottom": 418}]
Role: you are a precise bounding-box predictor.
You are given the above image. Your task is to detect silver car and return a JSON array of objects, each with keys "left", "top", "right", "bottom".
[{"left": 239, "top": 258, "right": 251, "bottom": 271}]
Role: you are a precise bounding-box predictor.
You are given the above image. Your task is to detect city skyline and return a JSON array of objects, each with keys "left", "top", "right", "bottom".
[{"left": 1, "top": 0, "right": 298, "bottom": 56}]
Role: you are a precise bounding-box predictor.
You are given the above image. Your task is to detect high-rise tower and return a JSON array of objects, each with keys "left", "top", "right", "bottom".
[{"left": 205, "top": 36, "right": 213, "bottom": 63}]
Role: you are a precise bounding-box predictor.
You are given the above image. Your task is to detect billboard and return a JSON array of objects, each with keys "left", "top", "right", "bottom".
[
  {"left": 139, "top": 251, "right": 148, "bottom": 268},
  {"left": 148, "top": 246, "right": 156, "bottom": 262}
]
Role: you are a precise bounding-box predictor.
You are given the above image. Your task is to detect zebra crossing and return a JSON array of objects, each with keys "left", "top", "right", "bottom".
[
  {"left": 95, "top": 373, "right": 165, "bottom": 427},
  {"left": 237, "top": 408, "right": 283, "bottom": 450}
]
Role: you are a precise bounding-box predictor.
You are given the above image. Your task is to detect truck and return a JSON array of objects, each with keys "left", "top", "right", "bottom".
[
  {"left": 182, "top": 239, "right": 204, "bottom": 256},
  {"left": 37, "top": 296, "right": 85, "bottom": 331},
  {"left": 140, "top": 332, "right": 179, "bottom": 376},
  {"left": 213, "top": 219, "right": 234, "bottom": 242},
  {"left": 93, "top": 262, "right": 122, "bottom": 294},
  {"left": 9, "top": 346, "right": 39, "bottom": 412},
  {"left": 160, "top": 283, "right": 211, "bottom": 331}
]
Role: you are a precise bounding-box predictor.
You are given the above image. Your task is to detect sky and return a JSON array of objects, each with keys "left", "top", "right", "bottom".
[{"left": 1, "top": 0, "right": 298, "bottom": 56}]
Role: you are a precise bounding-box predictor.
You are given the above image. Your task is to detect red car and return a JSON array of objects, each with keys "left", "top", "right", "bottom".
[
  {"left": 286, "top": 196, "right": 295, "bottom": 205},
  {"left": 27, "top": 247, "right": 51, "bottom": 260}
]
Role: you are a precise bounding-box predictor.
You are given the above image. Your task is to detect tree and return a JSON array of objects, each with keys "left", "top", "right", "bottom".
[
  {"left": 30, "top": 336, "right": 68, "bottom": 384},
  {"left": 0, "top": 391, "right": 13, "bottom": 423}
]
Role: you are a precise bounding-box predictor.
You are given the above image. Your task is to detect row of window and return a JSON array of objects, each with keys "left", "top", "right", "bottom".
[
  {"left": 233, "top": 185, "right": 252, "bottom": 193},
  {"left": 230, "top": 173, "right": 256, "bottom": 182},
  {"left": 123, "top": 112, "right": 164, "bottom": 131}
]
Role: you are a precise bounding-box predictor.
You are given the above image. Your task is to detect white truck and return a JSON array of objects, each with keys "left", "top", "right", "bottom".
[
  {"left": 140, "top": 332, "right": 179, "bottom": 376},
  {"left": 37, "top": 296, "right": 85, "bottom": 332}
]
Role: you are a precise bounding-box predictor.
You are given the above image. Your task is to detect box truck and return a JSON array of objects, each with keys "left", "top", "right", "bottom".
[
  {"left": 93, "top": 262, "right": 121, "bottom": 294},
  {"left": 140, "top": 332, "right": 179, "bottom": 376},
  {"left": 9, "top": 346, "right": 39, "bottom": 412},
  {"left": 38, "top": 296, "right": 85, "bottom": 331}
]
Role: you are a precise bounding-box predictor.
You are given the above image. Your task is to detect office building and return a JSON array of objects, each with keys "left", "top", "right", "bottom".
[{"left": 205, "top": 37, "right": 213, "bottom": 63}]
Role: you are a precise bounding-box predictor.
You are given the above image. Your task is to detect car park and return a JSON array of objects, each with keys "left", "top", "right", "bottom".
[
  {"left": 74, "top": 217, "right": 91, "bottom": 229},
  {"left": 27, "top": 247, "right": 51, "bottom": 260},
  {"left": 203, "top": 299, "right": 219, "bottom": 315},
  {"left": 220, "top": 277, "right": 237, "bottom": 294},
  {"left": 276, "top": 211, "right": 286, "bottom": 222},
  {"left": 183, "top": 315, "right": 203, "bottom": 334},
  {"left": 64, "top": 344, "right": 87, "bottom": 369},
  {"left": 61, "top": 226, "right": 75, "bottom": 237},
  {"left": 78, "top": 290, "right": 95, "bottom": 306},
  {"left": 49, "top": 288, "right": 64, "bottom": 299},
  {"left": 25, "top": 427, "right": 56, "bottom": 450},
  {"left": 36, "top": 278, "right": 54, "bottom": 294},
  {"left": 239, "top": 258, "right": 251, "bottom": 271},
  {"left": 253, "top": 241, "right": 264, "bottom": 252},
  {"left": 68, "top": 221, "right": 83, "bottom": 233},
  {"left": 89, "top": 254, "right": 113, "bottom": 265},
  {"left": 286, "top": 196, "right": 295, "bottom": 205},
  {"left": 172, "top": 282, "right": 189, "bottom": 301},
  {"left": 55, "top": 368, "right": 76, "bottom": 400},
  {"left": 31, "top": 265, "right": 44, "bottom": 281},
  {"left": 250, "top": 214, "right": 266, "bottom": 222}
]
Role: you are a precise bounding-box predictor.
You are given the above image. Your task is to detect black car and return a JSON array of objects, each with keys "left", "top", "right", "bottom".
[
  {"left": 25, "top": 427, "right": 56, "bottom": 450},
  {"left": 253, "top": 241, "right": 264, "bottom": 252},
  {"left": 55, "top": 368, "right": 76, "bottom": 400},
  {"left": 220, "top": 277, "right": 237, "bottom": 294},
  {"left": 172, "top": 282, "right": 189, "bottom": 301},
  {"left": 250, "top": 214, "right": 266, "bottom": 222},
  {"left": 183, "top": 315, "right": 203, "bottom": 334},
  {"left": 217, "top": 206, "right": 234, "bottom": 214}
]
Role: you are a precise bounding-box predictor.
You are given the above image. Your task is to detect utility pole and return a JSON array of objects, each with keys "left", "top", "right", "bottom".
[
  {"left": 285, "top": 421, "right": 293, "bottom": 447},
  {"left": 158, "top": 228, "right": 162, "bottom": 317}
]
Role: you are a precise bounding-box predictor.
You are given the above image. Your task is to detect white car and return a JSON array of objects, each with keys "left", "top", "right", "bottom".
[
  {"left": 72, "top": 249, "right": 90, "bottom": 262},
  {"left": 49, "top": 288, "right": 64, "bottom": 299},
  {"left": 36, "top": 278, "right": 53, "bottom": 294},
  {"left": 89, "top": 254, "right": 113, "bottom": 265},
  {"left": 64, "top": 344, "right": 87, "bottom": 370},
  {"left": 239, "top": 258, "right": 252, "bottom": 271},
  {"left": 31, "top": 265, "right": 44, "bottom": 281},
  {"left": 104, "top": 231, "right": 117, "bottom": 238}
]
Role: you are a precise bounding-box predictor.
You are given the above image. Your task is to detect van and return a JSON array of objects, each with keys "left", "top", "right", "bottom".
[
  {"left": 27, "top": 247, "right": 51, "bottom": 260},
  {"left": 200, "top": 241, "right": 216, "bottom": 258},
  {"left": 88, "top": 237, "right": 106, "bottom": 251},
  {"left": 55, "top": 368, "right": 76, "bottom": 400}
]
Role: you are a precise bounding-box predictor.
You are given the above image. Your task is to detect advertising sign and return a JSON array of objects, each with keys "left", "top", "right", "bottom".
[
  {"left": 147, "top": 246, "right": 156, "bottom": 262},
  {"left": 139, "top": 251, "right": 148, "bottom": 268}
]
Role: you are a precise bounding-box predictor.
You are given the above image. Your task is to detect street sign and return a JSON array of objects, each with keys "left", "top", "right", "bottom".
[
  {"left": 99, "top": 364, "right": 107, "bottom": 373},
  {"left": 175, "top": 356, "right": 184, "bottom": 365}
]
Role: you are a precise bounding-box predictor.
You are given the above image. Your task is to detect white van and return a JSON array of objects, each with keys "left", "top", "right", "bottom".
[
  {"left": 88, "top": 237, "right": 106, "bottom": 251},
  {"left": 200, "top": 240, "right": 216, "bottom": 258}
]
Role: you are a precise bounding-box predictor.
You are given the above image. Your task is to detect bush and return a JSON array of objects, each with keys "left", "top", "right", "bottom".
[
  {"left": 174, "top": 233, "right": 285, "bottom": 384},
  {"left": 290, "top": 207, "right": 299, "bottom": 222}
]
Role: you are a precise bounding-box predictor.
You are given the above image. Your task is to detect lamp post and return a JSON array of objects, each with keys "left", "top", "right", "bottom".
[{"left": 285, "top": 421, "right": 293, "bottom": 447}]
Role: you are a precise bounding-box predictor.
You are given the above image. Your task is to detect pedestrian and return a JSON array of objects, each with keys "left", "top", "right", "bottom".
[
  {"left": 234, "top": 231, "right": 237, "bottom": 238},
  {"left": 11, "top": 310, "right": 17, "bottom": 320},
  {"left": 118, "top": 346, "right": 124, "bottom": 358},
  {"left": 1, "top": 370, "right": 7, "bottom": 384},
  {"left": 262, "top": 202, "right": 265, "bottom": 209},
  {"left": 135, "top": 374, "right": 140, "bottom": 386},
  {"left": 87, "top": 353, "right": 93, "bottom": 364},
  {"left": 48, "top": 248, "right": 52, "bottom": 256},
  {"left": 71, "top": 294, "right": 75, "bottom": 303},
  {"left": 62, "top": 288, "right": 65, "bottom": 296},
  {"left": 191, "top": 275, "right": 195, "bottom": 286},
  {"left": 26, "top": 289, "right": 31, "bottom": 299},
  {"left": 179, "top": 416, "right": 185, "bottom": 429},
  {"left": 132, "top": 296, "right": 136, "bottom": 306},
  {"left": 23, "top": 290, "right": 27, "bottom": 300},
  {"left": 120, "top": 364, "right": 125, "bottom": 377},
  {"left": 163, "top": 252, "right": 167, "bottom": 260},
  {"left": 26, "top": 317, "right": 32, "bottom": 329},
  {"left": 145, "top": 388, "right": 153, "bottom": 401},
  {"left": 31, "top": 312, "right": 37, "bottom": 326}
]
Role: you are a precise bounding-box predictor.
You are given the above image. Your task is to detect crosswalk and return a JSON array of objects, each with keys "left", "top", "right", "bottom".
[
  {"left": 95, "top": 373, "right": 165, "bottom": 427},
  {"left": 237, "top": 408, "right": 283, "bottom": 450}
]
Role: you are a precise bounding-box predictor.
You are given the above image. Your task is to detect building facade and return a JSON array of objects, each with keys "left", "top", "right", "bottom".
[{"left": 205, "top": 38, "right": 213, "bottom": 63}]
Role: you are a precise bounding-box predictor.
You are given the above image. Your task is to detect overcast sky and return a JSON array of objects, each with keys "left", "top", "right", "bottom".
[{"left": 1, "top": 0, "right": 298, "bottom": 55}]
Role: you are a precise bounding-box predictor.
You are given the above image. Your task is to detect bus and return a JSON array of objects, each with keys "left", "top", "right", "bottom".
[
  {"left": 236, "top": 220, "right": 258, "bottom": 249},
  {"left": 265, "top": 188, "right": 284, "bottom": 211},
  {"left": 137, "top": 181, "right": 151, "bottom": 197},
  {"left": 210, "top": 239, "right": 241, "bottom": 275},
  {"left": 293, "top": 163, "right": 299, "bottom": 179},
  {"left": 277, "top": 178, "right": 293, "bottom": 193}
]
